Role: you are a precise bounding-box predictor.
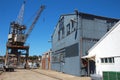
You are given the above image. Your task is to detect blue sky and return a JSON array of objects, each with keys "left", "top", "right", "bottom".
[{"left": 0, "top": 0, "right": 120, "bottom": 56}]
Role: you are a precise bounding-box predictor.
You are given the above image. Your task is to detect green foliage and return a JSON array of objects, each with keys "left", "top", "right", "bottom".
[{"left": 28, "top": 55, "right": 41, "bottom": 61}]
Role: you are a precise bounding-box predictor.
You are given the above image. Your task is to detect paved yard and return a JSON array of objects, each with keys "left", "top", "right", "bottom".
[{"left": 0, "top": 69, "right": 58, "bottom": 80}]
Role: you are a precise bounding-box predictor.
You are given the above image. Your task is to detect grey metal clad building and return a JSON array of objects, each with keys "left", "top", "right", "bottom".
[{"left": 51, "top": 11, "right": 119, "bottom": 76}]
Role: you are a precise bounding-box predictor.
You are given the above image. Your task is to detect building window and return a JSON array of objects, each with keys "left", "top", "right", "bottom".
[
  {"left": 52, "top": 55, "right": 60, "bottom": 62},
  {"left": 71, "top": 20, "right": 76, "bottom": 32},
  {"left": 59, "top": 17, "right": 64, "bottom": 30},
  {"left": 101, "top": 58, "right": 104, "bottom": 63},
  {"left": 60, "top": 53, "right": 65, "bottom": 62},
  {"left": 108, "top": 58, "right": 112, "bottom": 63},
  {"left": 101, "top": 57, "right": 114, "bottom": 63},
  {"left": 58, "top": 17, "right": 64, "bottom": 40},
  {"left": 112, "top": 57, "right": 114, "bottom": 63},
  {"left": 105, "top": 58, "right": 108, "bottom": 63},
  {"left": 58, "top": 31, "right": 60, "bottom": 40},
  {"left": 67, "top": 23, "right": 70, "bottom": 35},
  {"left": 62, "top": 27, "right": 65, "bottom": 38}
]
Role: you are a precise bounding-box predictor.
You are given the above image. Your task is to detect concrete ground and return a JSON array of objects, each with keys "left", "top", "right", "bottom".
[
  {"left": 0, "top": 69, "right": 91, "bottom": 80},
  {"left": 32, "top": 69, "right": 91, "bottom": 80},
  {"left": 0, "top": 69, "right": 58, "bottom": 80},
  {"left": 0, "top": 71, "right": 3, "bottom": 75}
]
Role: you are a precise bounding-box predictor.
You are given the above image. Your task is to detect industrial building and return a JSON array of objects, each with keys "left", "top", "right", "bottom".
[
  {"left": 51, "top": 11, "right": 119, "bottom": 76},
  {"left": 83, "top": 21, "right": 120, "bottom": 79}
]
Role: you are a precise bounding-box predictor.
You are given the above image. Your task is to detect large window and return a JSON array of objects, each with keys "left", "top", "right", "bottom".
[
  {"left": 101, "top": 57, "right": 114, "bottom": 63},
  {"left": 59, "top": 17, "right": 64, "bottom": 30},
  {"left": 71, "top": 20, "right": 76, "bottom": 32},
  {"left": 66, "top": 23, "right": 70, "bottom": 35},
  {"left": 58, "top": 17, "right": 64, "bottom": 40},
  {"left": 52, "top": 53, "right": 65, "bottom": 63},
  {"left": 58, "top": 31, "right": 60, "bottom": 40},
  {"left": 52, "top": 55, "right": 60, "bottom": 62},
  {"left": 61, "top": 27, "right": 65, "bottom": 38}
]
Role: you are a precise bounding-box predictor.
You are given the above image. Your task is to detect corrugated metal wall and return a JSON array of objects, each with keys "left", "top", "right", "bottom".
[
  {"left": 81, "top": 18, "right": 113, "bottom": 56},
  {"left": 51, "top": 13, "right": 118, "bottom": 76}
]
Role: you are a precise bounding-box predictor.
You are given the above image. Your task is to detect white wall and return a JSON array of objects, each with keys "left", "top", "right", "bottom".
[
  {"left": 88, "top": 21, "right": 120, "bottom": 76},
  {"left": 96, "top": 56, "right": 120, "bottom": 76}
]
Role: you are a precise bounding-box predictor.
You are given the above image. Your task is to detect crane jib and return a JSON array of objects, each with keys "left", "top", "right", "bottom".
[{"left": 25, "top": 5, "right": 45, "bottom": 42}]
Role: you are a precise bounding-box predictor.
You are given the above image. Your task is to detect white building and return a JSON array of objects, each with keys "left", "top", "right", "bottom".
[
  {"left": 84, "top": 21, "right": 120, "bottom": 78},
  {"left": 51, "top": 11, "right": 119, "bottom": 76}
]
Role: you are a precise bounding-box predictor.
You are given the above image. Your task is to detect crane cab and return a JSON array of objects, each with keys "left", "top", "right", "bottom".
[{"left": 8, "top": 22, "right": 26, "bottom": 46}]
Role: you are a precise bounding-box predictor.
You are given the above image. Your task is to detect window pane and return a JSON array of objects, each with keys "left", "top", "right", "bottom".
[
  {"left": 67, "top": 23, "right": 70, "bottom": 35},
  {"left": 112, "top": 57, "right": 114, "bottom": 63},
  {"left": 105, "top": 58, "right": 108, "bottom": 63},
  {"left": 58, "top": 31, "right": 60, "bottom": 40},
  {"left": 109, "top": 58, "right": 112, "bottom": 63},
  {"left": 101, "top": 58, "right": 104, "bottom": 63}
]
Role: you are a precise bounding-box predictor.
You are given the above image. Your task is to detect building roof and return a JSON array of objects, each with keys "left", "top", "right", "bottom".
[
  {"left": 61, "top": 12, "right": 119, "bottom": 22},
  {"left": 52, "top": 11, "right": 119, "bottom": 38}
]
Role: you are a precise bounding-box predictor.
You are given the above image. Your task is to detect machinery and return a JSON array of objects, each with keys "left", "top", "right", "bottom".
[{"left": 4, "top": 0, "right": 45, "bottom": 71}]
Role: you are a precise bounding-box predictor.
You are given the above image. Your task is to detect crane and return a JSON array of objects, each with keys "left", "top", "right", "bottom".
[
  {"left": 25, "top": 5, "right": 45, "bottom": 42},
  {"left": 16, "top": 0, "right": 26, "bottom": 25},
  {"left": 5, "top": 0, "right": 45, "bottom": 71}
]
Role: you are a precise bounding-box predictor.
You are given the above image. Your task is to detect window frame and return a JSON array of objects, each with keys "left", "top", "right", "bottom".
[
  {"left": 66, "top": 23, "right": 70, "bottom": 35},
  {"left": 101, "top": 57, "right": 115, "bottom": 64}
]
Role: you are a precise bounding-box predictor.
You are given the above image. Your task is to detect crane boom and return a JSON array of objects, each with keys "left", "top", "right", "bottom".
[
  {"left": 16, "top": 0, "right": 26, "bottom": 25},
  {"left": 25, "top": 5, "right": 45, "bottom": 42}
]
